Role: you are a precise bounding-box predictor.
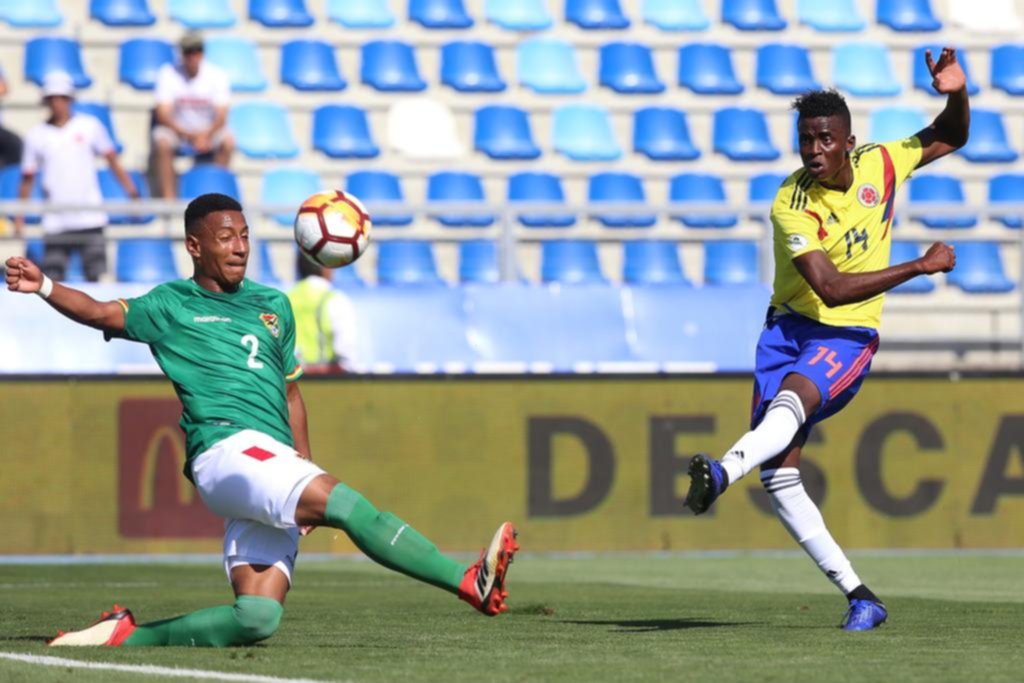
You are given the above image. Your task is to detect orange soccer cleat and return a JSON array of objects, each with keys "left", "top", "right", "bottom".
[
  {"left": 459, "top": 522, "right": 519, "bottom": 616},
  {"left": 48, "top": 605, "right": 137, "bottom": 647}
]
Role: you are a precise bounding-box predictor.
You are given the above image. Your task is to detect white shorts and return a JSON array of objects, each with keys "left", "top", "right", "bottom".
[{"left": 191, "top": 429, "right": 326, "bottom": 585}]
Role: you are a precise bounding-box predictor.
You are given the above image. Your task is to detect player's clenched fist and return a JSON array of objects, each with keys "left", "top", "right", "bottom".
[
  {"left": 5, "top": 256, "right": 43, "bottom": 293},
  {"left": 920, "top": 242, "right": 956, "bottom": 274}
]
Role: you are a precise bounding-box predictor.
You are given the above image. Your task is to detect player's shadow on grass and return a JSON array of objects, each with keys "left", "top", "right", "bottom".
[
  {"left": 563, "top": 618, "right": 751, "bottom": 632},
  {"left": 4, "top": 635, "right": 53, "bottom": 642}
]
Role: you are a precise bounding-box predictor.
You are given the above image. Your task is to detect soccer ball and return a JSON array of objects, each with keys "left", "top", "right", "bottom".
[{"left": 294, "top": 190, "right": 372, "bottom": 268}]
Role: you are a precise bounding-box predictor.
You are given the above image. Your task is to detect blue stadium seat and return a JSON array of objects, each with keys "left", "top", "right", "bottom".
[
  {"left": 541, "top": 241, "right": 606, "bottom": 284},
  {"left": 913, "top": 45, "right": 980, "bottom": 95},
  {"left": 281, "top": 40, "right": 346, "bottom": 91},
  {"left": 600, "top": 42, "right": 665, "bottom": 94},
  {"left": 90, "top": 0, "right": 155, "bottom": 26},
  {"left": 441, "top": 41, "right": 505, "bottom": 92},
  {"left": 590, "top": 172, "right": 656, "bottom": 228},
  {"left": 877, "top": 0, "right": 941, "bottom": 31},
  {"left": 890, "top": 242, "right": 935, "bottom": 293},
  {"left": 116, "top": 239, "right": 179, "bottom": 283},
  {"left": 485, "top": 0, "right": 552, "bottom": 29},
  {"left": 250, "top": 0, "right": 313, "bottom": 27},
  {"left": 179, "top": 165, "right": 241, "bottom": 201},
  {"left": 205, "top": 36, "right": 265, "bottom": 92},
  {"left": 73, "top": 102, "right": 123, "bottom": 153},
  {"left": 959, "top": 110, "right": 1018, "bottom": 163},
  {"left": 517, "top": 38, "right": 586, "bottom": 93},
  {"left": 909, "top": 175, "right": 976, "bottom": 228},
  {"left": 677, "top": 44, "right": 743, "bottom": 94},
  {"left": 328, "top": 0, "right": 394, "bottom": 27},
  {"left": 474, "top": 105, "right": 540, "bottom": 160},
  {"left": 670, "top": 173, "right": 737, "bottom": 228},
  {"left": 713, "top": 108, "right": 779, "bottom": 161},
  {"left": 99, "top": 169, "right": 152, "bottom": 224},
  {"left": 553, "top": 104, "right": 621, "bottom": 161},
  {"left": 749, "top": 172, "right": 787, "bottom": 207},
  {"left": 24, "top": 37, "right": 91, "bottom": 88},
  {"left": 410, "top": 0, "right": 473, "bottom": 28},
  {"left": 705, "top": 241, "right": 759, "bottom": 286},
  {"left": 633, "top": 107, "right": 699, "bottom": 161},
  {"left": 756, "top": 44, "right": 820, "bottom": 94},
  {"left": 833, "top": 42, "right": 901, "bottom": 96},
  {"left": 992, "top": 44, "right": 1024, "bottom": 95},
  {"left": 428, "top": 171, "right": 494, "bottom": 227},
  {"left": 869, "top": 106, "right": 926, "bottom": 142},
  {"left": 2, "top": 165, "right": 42, "bottom": 224},
  {"left": 361, "top": 40, "right": 427, "bottom": 91},
  {"left": 331, "top": 261, "right": 366, "bottom": 288},
  {"left": 623, "top": 241, "right": 689, "bottom": 285},
  {"left": 253, "top": 240, "right": 282, "bottom": 288},
  {"left": 459, "top": 240, "right": 500, "bottom": 284},
  {"left": 0, "top": 0, "right": 62, "bottom": 27},
  {"left": 947, "top": 242, "right": 1014, "bottom": 293},
  {"left": 346, "top": 171, "right": 412, "bottom": 226},
  {"left": 169, "top": 0, "right": 236, "bottom": 27},
  {"left": 508, "top": 172, "right": 575, "bottom": 228},
  {"left": 229, "top": 102, "right": 299, "bottom": 159},
  {"left": 990, "top": 174, "right": 1024, "bottom": 228},
  {"left": 643, "top": 0, "right": 709, "bottom": 30},
  {"left": 118, "top": 38, "right": 173, "bottom": 90},
  {"left": 722, "top": 0, "right": 786, "bottom": 30},
  {"left": 313, "top": 105, "right": 379, "bottom": 159},
  {"left": 261, "top": 168, "right": 321, "bottom": 225},
  {"left": 566, "top": 0, "right": 629, "bottom": 29},
  {"left": 377, "top": 240, "right": 444, "bottom": 286},
  {"left": 797, "top": 0, "right": 865, "bottom": 31}
]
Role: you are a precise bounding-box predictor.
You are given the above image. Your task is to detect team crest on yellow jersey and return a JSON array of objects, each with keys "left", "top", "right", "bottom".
[
  {"left": 857, "top": 184, "right": 880, "bottom": 208},
  {"left": 259, "top": 313, "right": 280, "bottom": 338}
]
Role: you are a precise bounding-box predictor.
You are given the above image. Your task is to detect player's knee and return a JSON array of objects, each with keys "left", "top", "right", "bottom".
[{"left": 233, "top": 596, "right": 283, "bottom": 643}]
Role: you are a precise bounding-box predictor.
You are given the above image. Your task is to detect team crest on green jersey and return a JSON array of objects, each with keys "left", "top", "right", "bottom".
[{"left": 260, "top": 313, "right": 280, "bottom": 338}]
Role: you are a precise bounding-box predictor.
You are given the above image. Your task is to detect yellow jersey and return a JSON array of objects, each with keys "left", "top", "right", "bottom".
[{"left": 769, "top": 137, "right": 923, "bottom": 330}]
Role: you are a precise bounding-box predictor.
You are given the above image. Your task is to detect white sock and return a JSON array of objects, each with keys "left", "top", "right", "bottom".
[
  {"left": 720, "top": 390, "right": 805, "bottom": 485},
  {"left": 761, "top": 468, "right": 862, "bottom": 595}
]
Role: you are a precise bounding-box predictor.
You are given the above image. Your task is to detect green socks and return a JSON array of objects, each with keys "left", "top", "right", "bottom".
[
  {"left": 123, "top": 595, "right": 282, "bottom": 647},
  {"left": 323, "top": 483, "right": 467, "bottom": 593}
]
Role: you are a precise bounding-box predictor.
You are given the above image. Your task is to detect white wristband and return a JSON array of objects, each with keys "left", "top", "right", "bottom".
[{"left": 37, "top": 274, "right": 54, "bottom": 299}]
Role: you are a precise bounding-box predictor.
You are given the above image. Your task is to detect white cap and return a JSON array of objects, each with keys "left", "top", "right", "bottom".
[{"left": 41, "top": 71, "right": 75, "bottom": 98}]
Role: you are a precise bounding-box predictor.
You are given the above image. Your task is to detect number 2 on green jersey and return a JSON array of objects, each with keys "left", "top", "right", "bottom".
[{"left": 241, "top": 334, "right": 264, "bottom": 369}]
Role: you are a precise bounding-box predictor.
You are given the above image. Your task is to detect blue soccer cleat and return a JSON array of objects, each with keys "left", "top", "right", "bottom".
[
  {"left": 840, "top": 599, "right": 888, "bottom": 631},
  {"left": 684, "top": 453, "right": 728, "bottom": 515}
]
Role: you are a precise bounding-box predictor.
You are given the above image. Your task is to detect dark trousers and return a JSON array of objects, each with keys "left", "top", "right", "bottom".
[
  {"left": 0, "top": 126, "right": 22, "bottom": 167},
  {"left": 41, "top": 227, "right": 107, "bottom": 282}
]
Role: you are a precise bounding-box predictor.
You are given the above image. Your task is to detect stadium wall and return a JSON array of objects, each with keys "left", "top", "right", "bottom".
[{"left": 1, "top": 376, "right": 1022, "bottom": 555}]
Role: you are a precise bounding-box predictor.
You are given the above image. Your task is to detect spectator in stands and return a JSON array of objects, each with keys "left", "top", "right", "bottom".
[
  {"left": 16, "top": 72, "right": 138, "bottom": 282},
  {"left": 0, "top": 66, "right": 22, "bottom": 167},
  {"left": 153, "top": 31, "right": 234, "bottom": 198},
  {"left": 287, "top": 254, "right": 358, "bottom": 374}
]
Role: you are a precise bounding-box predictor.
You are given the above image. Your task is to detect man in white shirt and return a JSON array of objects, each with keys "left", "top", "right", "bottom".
[
  {"left": 16, "top": 72, "right": 138, "bottom": 282},
  {"left": 152, "top": 31, "right": 234, "bottom": 198},
  {"left": 287, "top": 254, "right": 359, "bottom": 374}
]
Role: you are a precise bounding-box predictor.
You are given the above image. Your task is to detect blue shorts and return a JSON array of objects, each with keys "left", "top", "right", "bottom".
[{"left": 751, "top": 310, "right": 879, "bottom": 433}]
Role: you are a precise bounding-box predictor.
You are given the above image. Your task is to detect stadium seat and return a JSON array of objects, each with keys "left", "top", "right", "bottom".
[
  {"left": 677, "top": 44, "right": 743, "bottom": 94},
  {"left": 0, "top": 165, "right": 42, "bottom": 224},
  {"left": 670, "top": 173, "right": 737, "bottom": 228},
  {"left": 877, "top": 0, "right": 941, "bottom": 31},
  {"left": 361, "top": 40, "right": 427, "bottom": 91},
  {"left": 869, "top": 106, "right": 926, "bottom": 142},
  {"left": 633, "top": 107, "right": 700, "bottom": 161},
  {"left": 332, "top": 261, "right": 366, "bottom": 288},
  {"left": 508, "top": 172, "right": 576, "bottom": 228},
  {"left": 441, "top": 41, "right": 505, "bottom": 92},
  {"left": 249, "top": 0, "right": 313, "bottom": 27},
  {"left": 992, "top": 44, "right": 1024, "bottom": 95},
  {"left": 517, "top": 38, "right": 587, "bottom": 93},
  {"left": 90, "top": 0, "right": 155, "bottom": 26},
  {"left": 26, "top": 240, "right": 85, "bottom": 282},
  {"left": 485, "top": 0, "right": 552, "bottom": 29},
  {"left": 0, "top": 0, "right": 62, "bottom": 27},
  {"left": 427, "top": 172, "right": 494, "bottom": 227},
  {"left": 643, "top": 0, "right": 709, "bottom": 30},
  {"left": 553, "top": 104, "right": 621, "bottom": 161},
  {"left": 346, "top": 171, "right": 412, "bottom": 226},
  {"left": 756, "top": 44, "right": 820, "bottom": 94},
  {"left": 713, "top": 108, "right": 779, "bottom": 161},
  {"left": 179, "top": 165, "right": 241, "bottom": 201},
  {"left": 229, "top": 102, "right": 299, "bottom": 159},
  {"left": 589, "top": 172, "right": 656, "bottom": 228},
  {"left": 387, "top": 98, "right": 464, "bottom": 159},
  {"left": 118, "top": 38, "right": 173, "bottom": 90},
  {"left": 833, "top": 43, "right": 901, "bottom": 97},
  {"left": 721, "top": 0, "right": 786, "bottom": 30},
  {"left": 600, "top": 42, "right": 665, "bottom": 94},
  {"left": 116, "top": 239, "right": 179, "bottom": 283},
  {"left": 704, "top": 241, "right": 759, "bottom": 286},
  {"left": 541, "top": 241, "right": 606, "bottom": 284},
  {"left": 169, "top": 0, "right": 236, "bottom": 27},
  {"left": 913, "top": 45, "right": 980, "bottom": 95},
  {"left": 890, "top": 242, "right": 935, "bottom": 293},
  {"left": 376, "top": 240, "right": 444, "bottom": 286},
  {"left": 281, "top": 40, "right": 346, "bottom": 91},
  {"left": 261, "top": 168, "right": 322, "bottom": 225},
  {"left": 474, "top": 105, "right": 541, "bottom": 160},
  {"left": 410, "top": 0, "right": 473, "bottom": 28},
  {"left": 98, "top": 169, "right": 151, "bottom": 224},
  {"left": 909, "top": 175, "right": 976, "bottom": 228},
  {"left": 990, "top": 174, "right": 1024, "bottom": 228},
  {"left": 205, "top": 36, "right": 266, "bottom": 92},
  {"left": 797, "top": 0, "right": 865, "bottom": 31},
  {"left": 947, "top": 242, "right": 1014, "bottom": 293},
  {"left": 566, "top": 0, "right": 629, "bottom": 29},
  {"left": 749, "top": 172, "right": 787, "bottom": 207},
  {"left": 328, "top": 0, "right": 394, "bottom": 27},
  {"left": 73, "top": 102, "right": 123, "bottom": 153},
  {"left": 459, "top": 240, "right": 500, "bottom": 284},
  {"left": 312, "top": 105, "right": 379, "bottom": 159},
  {"left": 252, "top": 240, "right": 282, "bottom": 288},
  {"left": 623, "top": 241, "right": 689, "bottom": 285},
  {"left": 958, "top": 110, "right": 1018, "bottom": 163},
  {"left": 24, "top": 37, "right": 91, "bottom": 88}
]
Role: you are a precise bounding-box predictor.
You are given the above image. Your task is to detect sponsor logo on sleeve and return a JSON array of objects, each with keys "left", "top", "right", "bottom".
[{"left": 785, "top": 234, "right": 809, "bottom": 253}]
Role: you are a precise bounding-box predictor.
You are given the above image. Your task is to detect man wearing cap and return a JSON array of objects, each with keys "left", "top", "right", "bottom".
[
  {"left": 153, "top": 31, "right": 234, "bottom": 199},
  {"left": 16, "top": 72, "right": 138, "bottom": 282}
]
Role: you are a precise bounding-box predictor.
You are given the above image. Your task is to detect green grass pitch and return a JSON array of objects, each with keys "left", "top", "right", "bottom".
[{"left": 0, "top": 553, "right": 1021, "bottom": 682}]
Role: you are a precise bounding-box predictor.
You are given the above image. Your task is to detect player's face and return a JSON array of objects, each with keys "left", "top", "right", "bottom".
[
  {"left": 797, "top": 115, "right": 855, "bottom": 182},
  {"left": 187, "top": 210, "right": 249, "bottom": 289}
]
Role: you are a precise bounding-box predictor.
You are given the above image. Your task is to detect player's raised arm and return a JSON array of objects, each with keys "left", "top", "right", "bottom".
[
  {"left": 914, "top": 47, "right": 970, "bottom": 168},
  {"left": 5, "top": 256, "right": 125, "bottom": 334}
]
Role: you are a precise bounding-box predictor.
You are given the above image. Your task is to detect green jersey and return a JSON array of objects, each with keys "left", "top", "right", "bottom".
[{"left": 113, "top": 278, "right": 304, "bottom": 464}]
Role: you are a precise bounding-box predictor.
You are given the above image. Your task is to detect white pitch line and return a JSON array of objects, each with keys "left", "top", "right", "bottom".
[{"left": 0, "top": 652, "right": 340, "bottom": 683}]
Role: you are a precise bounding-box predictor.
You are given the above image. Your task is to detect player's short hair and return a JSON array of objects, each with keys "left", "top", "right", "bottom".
[
  {"left": 792, "top": 89, "right": 851, "bottom": 130},
  {"left": 296, "top": 251, "right": 325, "bottom": 279},
  {"left": 185, "top": 193, "right": 243, "bottom": 234}
]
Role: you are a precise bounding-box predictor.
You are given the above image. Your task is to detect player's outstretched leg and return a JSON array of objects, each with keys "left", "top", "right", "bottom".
[{"left": 458, "top": 521, "right": 519, "bottom": 616}]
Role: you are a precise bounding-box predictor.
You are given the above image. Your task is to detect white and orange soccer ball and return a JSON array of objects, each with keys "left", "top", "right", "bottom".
[{"left": 293, "top": 190, "right": 372, "bottom": 268}]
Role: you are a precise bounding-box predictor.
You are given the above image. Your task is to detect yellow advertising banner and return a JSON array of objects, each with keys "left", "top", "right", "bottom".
[{"left": 1, "top": 377, "right": 1022, "bottom": 555}]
